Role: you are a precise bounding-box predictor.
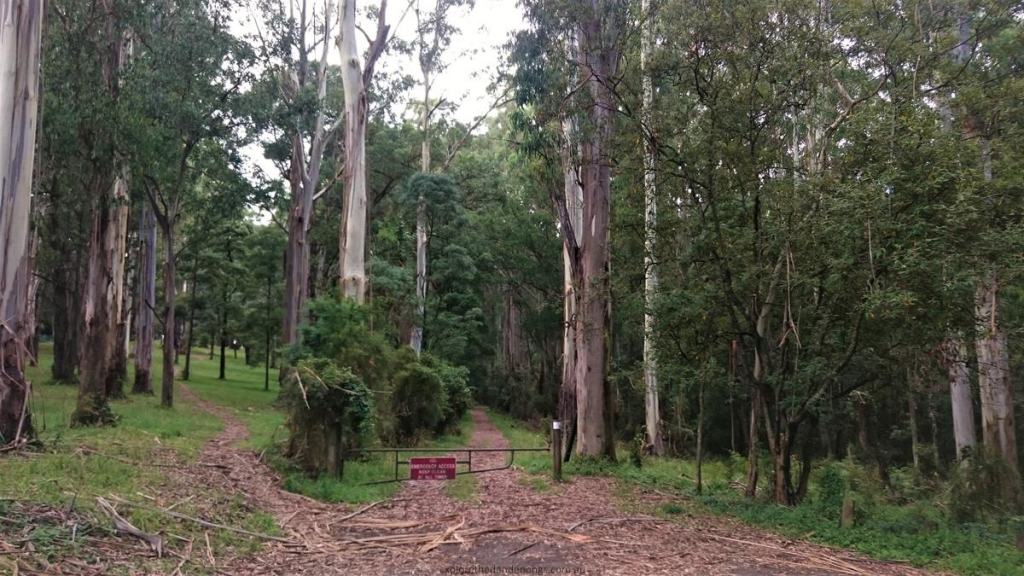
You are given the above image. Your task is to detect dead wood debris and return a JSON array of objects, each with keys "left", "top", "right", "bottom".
[
  {"left": 94, "top": 497, "right": 164, "bottom": 558},
  {"left": 699, "top": 530, "right": 871, "bottom": 575},
  {"left": 567, "top": 515, "right": 663, "bottom": 532}
]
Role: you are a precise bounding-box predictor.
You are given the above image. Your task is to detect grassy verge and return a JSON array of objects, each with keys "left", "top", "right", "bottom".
[
  {"left": 486, "top": 410, "right": 557, "bottom": 493},
  {"left": 0, "top": 344, "right": 281, "bottom": 572},
  {"left": 181, "top": 349, "right": 284, "bottom": 450},
  {"left": 487, "top": 410, "right": 1024, "bottom": 576}
]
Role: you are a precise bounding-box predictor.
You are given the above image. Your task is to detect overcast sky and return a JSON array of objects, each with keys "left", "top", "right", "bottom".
[
  {"left": 233, "top": 0, "right": 525, "bottom": 189},
  {"left": 236, "top": 0, "right": 525, "bottom": 124}
]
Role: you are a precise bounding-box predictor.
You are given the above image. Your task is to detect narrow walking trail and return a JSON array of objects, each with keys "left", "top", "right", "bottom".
[{"left": 178, "top": 386, "right": 936, "bottom": 575}]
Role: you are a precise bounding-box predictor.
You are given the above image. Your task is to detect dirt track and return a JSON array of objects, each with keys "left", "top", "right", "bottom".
[{"left": 168, "top": 385, "right": 942, "bottom": 576}]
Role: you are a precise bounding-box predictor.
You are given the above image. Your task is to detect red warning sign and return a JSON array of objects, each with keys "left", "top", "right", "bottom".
[{"left": 409, "top": 456, "right": 457, "bottom": 480}]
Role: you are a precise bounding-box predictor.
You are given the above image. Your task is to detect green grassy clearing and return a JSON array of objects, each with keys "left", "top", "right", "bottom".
[
  {"left": 487, "top": 410, "right": 1024, "bottom": 576},
  {"left": 181, "top": 348, "right": 284, "bottom": 450},
  {"left": 0, "top": 343, "right": 281, "bottom": 572}
]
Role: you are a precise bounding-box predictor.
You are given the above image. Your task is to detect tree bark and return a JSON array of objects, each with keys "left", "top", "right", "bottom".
[
  {"left": 558, "top": 125, "right": 583, "bottom": 460},
  {"left": 281, "top": 1, "right": 336, "bottom": 350},
  {"left": 218, "top": 303, "right": 227, "bottom": 380},
  {"left": 73, "top": 2, "right": 131, "bottom": 423},
  {"left": 942, "top": 335, "right": 976, "bottom": 461},
  {"left": 574, "top": 2, "right": 619, "bottom": 458},
  {"left": 411, "top": 65, "right": 431, "bottom": 355},
  {"left": 105, "top": 172, "right": 130, "bottom": 400},
  {"left": 51, "top": 257, "right": 81, "bottom": 384},
  {"left": 974, "top": 268, "right": 1018, "bottom": 475},
  {"left": 74, "top": 173, "right": 128, "bottom": 426},
  {"left": 640, "top": 0, "right": 663, "bottom": 456},
  {"left": 159, "top": 223, "right": 176, "bottom": 407},
  {"left": 744, "top": 386, "right": 759, "bottom": 498},
  {"left": 182, "top": 264, "right": 197, "bottom": 381},
  {"left": 336, "top": 0, "right": 387, "bottom": 303},
  {"left": 0, "top": 0, "right": 42, "bottom": 445},
  {"left": 132, "top": 202, "right": 156, "bottom": 394}
]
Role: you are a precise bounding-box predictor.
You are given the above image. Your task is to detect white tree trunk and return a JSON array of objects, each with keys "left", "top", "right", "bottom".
[
  {"left": 942, "top": 335, "right": 976, "bottom": 461},
  {"left": 975, "top": 268, "right": 1018, "bottom": 473},
  {"left": 640, "top": 0, "right": 663, "bottom": 456},
  {"left": 411, "top": 72, "right": 430, "bottom": 354},
  {"left": 0, "top": 0, "right": 42, "bottom": 443},
  {"left": 559, "top": 119, "right": 583, "bottom": 450},
  {"left": 337, "top": 0, "right": 368, "bottom": 303}
]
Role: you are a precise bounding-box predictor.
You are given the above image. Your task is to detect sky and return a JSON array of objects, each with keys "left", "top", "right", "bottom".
[
  {"left": 232, "top": 0, "right": 525, "bottom": 192},
  {"left": 234, "top": 0, "right": 525, "bottom": 125}
]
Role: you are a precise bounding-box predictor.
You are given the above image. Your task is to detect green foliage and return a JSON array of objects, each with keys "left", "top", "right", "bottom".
[
  {"left": 389, "top": 363, "right": 444, "bottom": 443},
  {"left": 281, "top": 358, "right": 374, "bottom": 472},
  {"left": 292, "top": 299, "right": 399, "bottom": 390},
  {"left": 420, "top": 353, "right": 473, "bottom": 433},
  {"left": 949, "top": 451, "right": 1023, "bottom": 524}
]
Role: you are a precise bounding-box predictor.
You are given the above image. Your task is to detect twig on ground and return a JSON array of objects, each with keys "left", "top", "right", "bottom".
[
  {"left": 335, "top": 500, "right": 382, "bottom": 524},
  {"left": 204, "top": 531, "right": 215, "bottom": 567},
  {"left": 567, "top": 515, "right": 661, "bottom": 531},
  {"left": 106, "top": 495, "right": 296, "bottom": 544},
  {"left": 95, "top": 497, "right": 164, "bottom": 558},
  {"left": 506, "top": 541, "right": 538, "bottom": 557}
]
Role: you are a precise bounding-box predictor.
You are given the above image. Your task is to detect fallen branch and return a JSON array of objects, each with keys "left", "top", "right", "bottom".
[
  {"left": 95, "top": 497, "right": 164, "bottom": 557},
  {"left": 336, "top": 500, "right": 381, "bottom": 524},
  {"left": 106, "top": 495, "right": 296, "bottom": 545},
  {"left": 567, "top": 515, "right": 661, "bottom": 532},
  {"left": 204, "top": 531, "right": 215, "bottom": 567},
  {"left": 506, "top": 541, "right": 538, "bottom": 557},
  {"left": 700, "top": 531, "right": 868, "bottom": 575}
]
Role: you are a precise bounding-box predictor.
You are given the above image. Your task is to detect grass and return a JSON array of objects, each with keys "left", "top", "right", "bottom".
[
  {"left": 486, "top": 410, "right": 558, "bottom": 494},
  {"left": 181, "top": 348, "right": 284, "bottom": 450},
  {"left": 0, "top": 343, "right": 283, "bottom": 572},
  {"left": 487, "top": 410, "right": 1024, "bottom": 576}
]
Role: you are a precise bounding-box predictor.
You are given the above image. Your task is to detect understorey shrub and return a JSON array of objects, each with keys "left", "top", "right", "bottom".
[
  {"left": 281, "top": 357, "right": 373, "bottom": 473},
  {"left": 389, "top": 363, "right": 444, "bottom": 443},
  {"left": 420, "top": 353, "right": 472, "bottom": 433}
]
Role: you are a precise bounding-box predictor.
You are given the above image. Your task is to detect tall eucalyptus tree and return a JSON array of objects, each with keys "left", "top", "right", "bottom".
[{"left": 0, "top": 0, "right": 43, "bottom": 445}]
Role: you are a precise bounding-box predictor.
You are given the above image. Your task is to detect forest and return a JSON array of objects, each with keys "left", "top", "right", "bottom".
[{"left": 1, "top": 0, "right": 1024, "bottom": 574}]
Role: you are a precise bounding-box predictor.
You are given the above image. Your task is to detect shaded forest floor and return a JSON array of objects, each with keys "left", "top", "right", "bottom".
[{"left": 0, "top": 347, "right": 1005, "bottom": 574}]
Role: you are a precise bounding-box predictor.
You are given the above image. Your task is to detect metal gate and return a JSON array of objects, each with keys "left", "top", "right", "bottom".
[{"left": 341, "top": 446, "right": 549, "bottom": 485}]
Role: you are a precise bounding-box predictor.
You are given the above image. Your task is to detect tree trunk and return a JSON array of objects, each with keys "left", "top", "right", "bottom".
[
  {"left": 73, "top": 1, "right": 131, "bottom": 423},
  {"left": 574, "top": 4, "right": 619, "bottom": 458},
  {"left": 282, "top": 1, "right": 338, "bottom": 349},
  {"left": 73, "top": 175, "right": 127, "bottom": 426},
  {"left": 558, "top": 122, "right": 583, "bottom": 461},
  {"left": 132, "top": 201, "right": 156, "bottom": 394},
  {"left": 265, "top": 273, "right": 271, "bottom": 391},
  {"left": 336, "top": 0, "right": 377, "bottom": 303},
  {"left": 909, "top": 388, "right": 920, "bottom": 470},
  {"left": 0, "top": 0, "right": 43, "bottom": 445},
  {"left": 411, "top": 67, "right": 431, "bottom": 355},
  {"left": 942, "top": 335, "right": 976, "bottom": 461},
  {"left": 741, "top": 385, "right": 758, "bottom": 496},
  {"left": 219, "top": 304, "right": 227, "bottom": 380},
  {"left": 106, "top": 177, "right": 130, "bottom": 400},
  {"left": 975, "top": 264, "right": 1018, "bottom": 478},
  {"left": 159, "top": 223, "right": 176, "bottom": 408},
  {"left": 640, "top": 0, "right": 663, "bottom": 457},
  {"left": 696, "top": 379, "right": 705, "bottom": 494},
  {"left": 182, "top": 267, "right": 197, "bottom": 381},
  {"left": 51, "top": 259, "right": 81, "bottom": 383}
]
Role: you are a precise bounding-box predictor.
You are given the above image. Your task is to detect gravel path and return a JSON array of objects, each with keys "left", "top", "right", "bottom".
[{"left": 177, "top": 387, "right": 938, "bottom": 576}]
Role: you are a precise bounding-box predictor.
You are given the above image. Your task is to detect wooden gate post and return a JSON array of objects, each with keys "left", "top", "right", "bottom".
[{"left": 552, "top": 420, "right": 563, "bottom": 482}]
